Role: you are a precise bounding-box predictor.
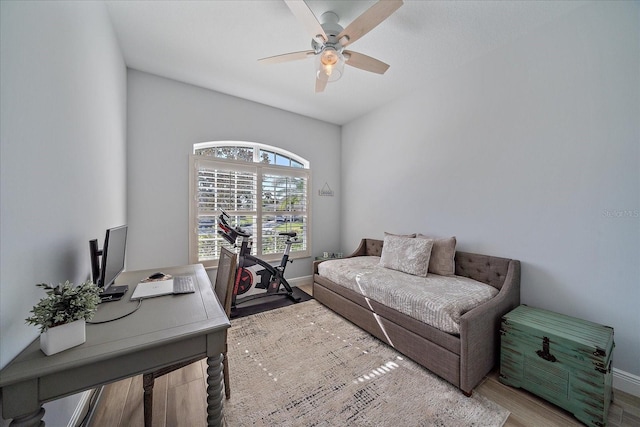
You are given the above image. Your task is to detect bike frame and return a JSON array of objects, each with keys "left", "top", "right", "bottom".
[
  {"left": 217, "top": 211, "right": 300, "bottom": 306},
  {"left": 233, "top": 235, "right": 295, "bottom": 304}
]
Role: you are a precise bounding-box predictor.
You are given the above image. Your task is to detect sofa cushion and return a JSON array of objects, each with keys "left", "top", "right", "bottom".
[
  {"left": 317, "top": 256, "right": 499, "bottom": 334},
  {"left": 418, "top": 235, "right": 456, "bottom": 276},
  {"left": 380, "top": 235, "right": 433, "bottom": 277}
]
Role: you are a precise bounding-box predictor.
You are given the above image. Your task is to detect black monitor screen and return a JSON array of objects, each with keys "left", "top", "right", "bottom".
[{"left": 100, "top": 225, "right": 127, "bottom": 289}]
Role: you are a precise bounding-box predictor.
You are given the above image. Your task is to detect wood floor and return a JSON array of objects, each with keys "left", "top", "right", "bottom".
[
  {"left": 477, "top": 371, "right": 640, "bottom": 427},
  {"left": 88, "top": 363, "right": 640, "bottom": 427},
  {"left": 88, "top": 284, "right": 640, "bottom": 426},
  {"left": 89, "top": 359, "right": 209, "bottom": 427}
]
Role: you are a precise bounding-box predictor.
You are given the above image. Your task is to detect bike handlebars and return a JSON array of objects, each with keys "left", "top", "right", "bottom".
[
  {"left": 217, "top": 211, "right": 247, "bottom": 244},
  {"left": 217, "top": 210, "right": 299, "bottom": 243}
]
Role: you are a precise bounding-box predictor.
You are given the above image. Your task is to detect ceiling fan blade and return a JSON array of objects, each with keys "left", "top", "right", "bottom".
[
  {"left": 284, "top": 0, "right": 327, "bottom": 43},
  {"left": 338, "top": 0, "right": 403, "bottom": 48},
  {"left": 258, "top": 50, "right": 315, "bottom": 64},
  {"left": 315, "top": 72, "right": 329, "bottom": 93},
  {"left": 344, "top": 51, "right": 390, "bottom": 74}
]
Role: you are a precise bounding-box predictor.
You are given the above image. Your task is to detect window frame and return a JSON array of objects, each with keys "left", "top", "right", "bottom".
[
  {"left": 192, "top": 141, "right": 309, "bottom": 169},
  {"left": 189, "top": 142, "right": 311, "bottom": 268}
]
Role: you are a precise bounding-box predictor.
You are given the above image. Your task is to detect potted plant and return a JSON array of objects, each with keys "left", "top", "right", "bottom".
[{"left": 25, "top": 281, "right": 101, "bottom": 355}]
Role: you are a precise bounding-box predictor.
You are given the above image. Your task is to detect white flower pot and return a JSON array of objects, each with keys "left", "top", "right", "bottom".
[{"left": 40, "top": 319, "right": 86, "bottom": 356}]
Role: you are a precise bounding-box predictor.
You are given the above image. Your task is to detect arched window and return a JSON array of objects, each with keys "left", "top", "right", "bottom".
[{"left": 189, "top": 141, "right": 311, "bottom": 266}]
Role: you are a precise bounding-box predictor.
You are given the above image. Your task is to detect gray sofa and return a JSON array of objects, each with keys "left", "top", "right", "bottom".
[{"left": 313, "top": 238, "right": 521, "bottom": 395}]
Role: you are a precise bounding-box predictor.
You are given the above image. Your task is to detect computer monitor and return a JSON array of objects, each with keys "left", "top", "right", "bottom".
[{"left": 89, "top": 225, "right": 128, "bottom": 290}]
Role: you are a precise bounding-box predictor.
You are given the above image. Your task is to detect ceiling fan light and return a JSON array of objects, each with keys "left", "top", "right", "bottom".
[
  {"left": 320, "top": 48, "right": 339, "bottom": 66},
  {"left": 316, "top": 48, "right": 344, "bottom": 82}
]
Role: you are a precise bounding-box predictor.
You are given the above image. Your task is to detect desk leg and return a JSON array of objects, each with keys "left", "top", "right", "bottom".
[
  {"left": 143, "top": 373, "right": 155, "bottom": 427},
  {"left": 10, "top": 408, "right": 45, "bottom": 427},
  {"left": 206, "top": 354, "right": 224, "bottom": 427}
]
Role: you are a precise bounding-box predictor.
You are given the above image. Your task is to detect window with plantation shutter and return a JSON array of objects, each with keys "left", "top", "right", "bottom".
[{"left": 189, "top": 142, "right": 310, "bottom": 267}]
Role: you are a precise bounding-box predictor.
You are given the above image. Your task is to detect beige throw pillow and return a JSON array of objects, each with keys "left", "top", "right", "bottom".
[
  {"left": 417, "top": 235, "right": 456, "bottom": 276},
  {"left": 380, "top": 235, "right": 433, "bottom": 277}
]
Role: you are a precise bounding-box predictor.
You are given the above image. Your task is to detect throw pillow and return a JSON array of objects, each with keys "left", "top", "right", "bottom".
[
  {"left": 417, "top": 234, "right": 456, "bottom": 276},
  {"left": 380, "top": 235, "right": 433, "bottom": 277}
]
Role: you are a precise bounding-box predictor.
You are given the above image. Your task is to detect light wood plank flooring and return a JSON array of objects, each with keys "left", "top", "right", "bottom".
[
  {"left": 89, "top": 284, "right": 640, "bottom": 426},
  {"left": 88, "top": 363, "right": 639, "bottom": 427},
  {"left": 477, "top": 371, "right": 640, "bottom": 427}
]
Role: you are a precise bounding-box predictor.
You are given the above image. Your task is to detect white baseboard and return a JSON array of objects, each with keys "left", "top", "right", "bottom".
[{"left": 613, "top": 368, "right": 640, "bottom": 397}]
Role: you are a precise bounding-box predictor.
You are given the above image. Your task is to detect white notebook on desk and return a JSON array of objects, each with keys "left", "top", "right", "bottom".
[{"left": 130, "top": 279, "right": 174, "bottom": 300}]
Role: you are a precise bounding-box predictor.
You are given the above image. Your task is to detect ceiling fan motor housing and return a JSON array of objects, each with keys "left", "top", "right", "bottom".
[{"left": 311, "top": 11, "right": 346, "bottom": 54}]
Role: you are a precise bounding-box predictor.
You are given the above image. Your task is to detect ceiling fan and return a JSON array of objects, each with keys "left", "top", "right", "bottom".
[{"left": 259, "top": 0, "right": 403, "bottom": 93}]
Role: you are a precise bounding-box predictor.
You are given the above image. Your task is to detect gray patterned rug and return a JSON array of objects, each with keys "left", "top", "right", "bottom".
[{"left": 224, "top": 300, "right": 509, "bottom": 426}]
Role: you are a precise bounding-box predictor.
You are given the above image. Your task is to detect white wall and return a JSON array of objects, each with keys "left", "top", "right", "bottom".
[
  {"left": 0, "top": 0, "right": 126, "bottom": 423},
  {"left": 126, "top": 70, "right": 341, "bottom": 280},
  {"left": 341, "top": 2, "right": 639, "bottom": 377}
]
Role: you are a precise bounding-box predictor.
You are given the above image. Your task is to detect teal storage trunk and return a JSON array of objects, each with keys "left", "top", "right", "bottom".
[{"left": 499, "top": 305, "right": 614, "bottom": 427}]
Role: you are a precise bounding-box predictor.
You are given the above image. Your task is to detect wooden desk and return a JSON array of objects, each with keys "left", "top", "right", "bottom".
[{"left": 0, "top": 264, "right": 229, "bottom": 426}]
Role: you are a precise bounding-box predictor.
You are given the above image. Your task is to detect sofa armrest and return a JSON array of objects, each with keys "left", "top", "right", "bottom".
[
  {"left": 459, "top": 259, "right": 521, "bottom": 394},
  {"left": 314, "top": 239, "right": 382, "bottom": 274},
  {"left": 348, "top": 239, "right": 369, "bottom": 257}
]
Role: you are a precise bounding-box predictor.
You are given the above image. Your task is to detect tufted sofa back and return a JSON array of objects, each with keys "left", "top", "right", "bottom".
[
  {"left": 454, "top": 251, "right": 516, "bottom": 290},
  {"left": 356, "top": 238, "right": 517, "bottom": 290},
  {"left": 364, "top": 239, "right": 384, "bottom": 257}
]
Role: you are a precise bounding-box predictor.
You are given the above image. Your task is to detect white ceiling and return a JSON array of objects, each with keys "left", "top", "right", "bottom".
[{"left": 105, "top": 0, "right": 586, "bottom": 125}]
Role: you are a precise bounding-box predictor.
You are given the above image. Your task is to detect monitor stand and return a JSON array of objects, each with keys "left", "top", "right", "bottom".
[{"left": 100, "top": 285, "right": 129, "bottom": 303}]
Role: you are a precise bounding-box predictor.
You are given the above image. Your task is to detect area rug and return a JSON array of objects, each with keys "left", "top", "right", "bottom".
[
  {"left": 224, "top": 300, "right": 509, "bottom": 426},
  {"left": 230, "top": 286, "right": 313, "bottom": 319}
]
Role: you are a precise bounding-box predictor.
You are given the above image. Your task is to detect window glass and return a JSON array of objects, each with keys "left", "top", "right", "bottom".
[
  {"left": 275, "top": 154, "right": 290, "bottom": 167},
  {"left": 259, "top": 150, "right": 275, "bottom": 164}
]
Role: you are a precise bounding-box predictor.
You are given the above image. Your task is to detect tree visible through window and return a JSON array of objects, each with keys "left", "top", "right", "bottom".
[{"left": 189, "top": 141, "right": 310, "bottom": 267}]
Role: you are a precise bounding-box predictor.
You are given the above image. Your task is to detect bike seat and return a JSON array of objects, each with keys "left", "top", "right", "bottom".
[{"left": 279, "top": 232, "right": 297, "bottom": 238}]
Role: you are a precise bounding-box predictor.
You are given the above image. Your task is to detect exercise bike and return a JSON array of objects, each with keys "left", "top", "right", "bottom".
[{"left": 217, "top": 211, "right": 301, "bottom": 307}]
